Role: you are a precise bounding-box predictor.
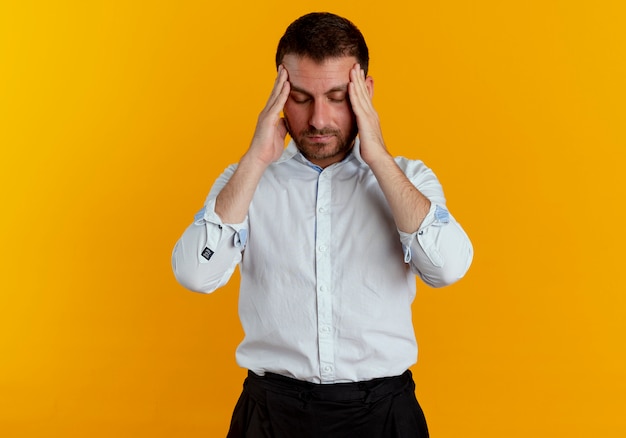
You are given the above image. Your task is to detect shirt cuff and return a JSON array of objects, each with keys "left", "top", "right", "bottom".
[
  {"left": 399, "top": 204, "right": 450, "bottom": 267},
  {"left": 193, "top": 199, "right": 249, "bottom": 263}
]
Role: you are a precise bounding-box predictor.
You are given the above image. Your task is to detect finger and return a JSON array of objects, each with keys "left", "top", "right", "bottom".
[
  {"left": 349, "top": 65, "right": 370, "bottom": 114},
  {"left": 353, "top": 65, "right": 373, "bottom": 109},
  {"left": 351, "top": 65, "right": 369, "bottom": 100},
  {"left": 268, "top": 76, "right": 290, "bottom": 116},
  {"left": 264, "top": 65, "right": 289, "bottom": 112}
]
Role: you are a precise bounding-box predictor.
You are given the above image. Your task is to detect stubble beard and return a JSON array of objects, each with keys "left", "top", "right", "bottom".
[{"left": 285, "top": 118, "right": 358, "bottom": 164}]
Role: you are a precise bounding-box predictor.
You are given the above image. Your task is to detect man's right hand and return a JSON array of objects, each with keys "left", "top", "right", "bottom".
[
  {"left": 246, "top": 65, "right": 291, "bottom": 166},
  {"left": 214, "top": 66, "right": 291, "bottom": 224}
]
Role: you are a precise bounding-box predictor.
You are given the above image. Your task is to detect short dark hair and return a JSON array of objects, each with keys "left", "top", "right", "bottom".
[{"left": 275, "top": 12, "right": 369, "bottom": 75}]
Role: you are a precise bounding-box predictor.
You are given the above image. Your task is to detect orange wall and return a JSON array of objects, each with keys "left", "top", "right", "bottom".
[{"left": 1, "top": 1, "right": 625, "bottom": 436}]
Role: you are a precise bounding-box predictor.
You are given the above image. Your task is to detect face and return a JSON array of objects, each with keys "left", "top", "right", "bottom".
[{"left": 282, "top": 54, "right": 372, "bottom": 168}]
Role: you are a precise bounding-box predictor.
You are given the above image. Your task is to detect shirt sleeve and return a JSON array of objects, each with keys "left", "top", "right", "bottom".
[
  {"left": 395, "top": 158, "right": 474, "bottom": 288},
  {"left": 171, "top": 164, "right": 249, "bottom": 293}
]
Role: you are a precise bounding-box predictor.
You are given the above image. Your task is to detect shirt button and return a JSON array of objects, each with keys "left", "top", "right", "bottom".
[
  {"left": 318, "top": 207, "right": 326, "bottom": 213},
  {"left": 319, "top": 245, "right": 327, "bottom": 252},
  {"left": 321, "top": 326, "right": 331, "bottom": 333},
  {"left": 323, "top": 365, "right": 333, "bottom": 372},
  {"left": 319, "top": 285, "right": 327, "bottom": 292}
]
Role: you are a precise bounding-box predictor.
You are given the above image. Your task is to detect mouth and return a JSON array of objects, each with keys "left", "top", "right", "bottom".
[{"left": 306, "top": 134, "right": 334, "bottom": 144}]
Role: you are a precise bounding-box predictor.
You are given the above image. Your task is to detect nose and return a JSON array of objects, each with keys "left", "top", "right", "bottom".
[{"left": 309, "top": 99, "right": 330, "bottom": 130}]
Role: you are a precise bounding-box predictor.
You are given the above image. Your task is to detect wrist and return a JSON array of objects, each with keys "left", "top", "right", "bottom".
[
  {"left": 240, "top": 149, "right": 273, "bottom": 172},
  {"left": 362, "top": 146, "right": 393, "bottom": 169}
]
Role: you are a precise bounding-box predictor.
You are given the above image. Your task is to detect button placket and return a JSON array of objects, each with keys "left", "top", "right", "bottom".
[{"left": 315, "top": 170, "right": 335, "bottom": 382}]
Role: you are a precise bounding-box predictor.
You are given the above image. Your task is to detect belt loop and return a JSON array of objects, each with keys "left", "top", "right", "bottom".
[
  {"left": 358, "top": 382, "right": 373, "bottom": 405},
  {"left": 298, "top": 390, "right": 313, "bottom": 409}
]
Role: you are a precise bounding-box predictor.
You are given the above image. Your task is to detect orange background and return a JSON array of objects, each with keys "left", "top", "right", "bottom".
[{"left": 1, "top": 1, "right": 625, "bottom": 437}]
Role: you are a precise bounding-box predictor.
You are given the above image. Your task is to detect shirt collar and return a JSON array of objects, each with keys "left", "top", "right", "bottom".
[{"left": 351, "top": 137, "right": 367, "bottom": 166}]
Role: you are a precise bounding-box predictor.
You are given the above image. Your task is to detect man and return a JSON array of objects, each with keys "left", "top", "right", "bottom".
[{"left": 172, "top": 12, "right": 473, "bottom": 437}]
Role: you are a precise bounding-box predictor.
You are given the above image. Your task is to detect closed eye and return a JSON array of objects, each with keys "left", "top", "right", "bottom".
[
  {"left": 290, "top": 91, "right": 311, "bottom": 104},
  {"left": 327, "top": 91, "right": 347, "bottom": 103}
]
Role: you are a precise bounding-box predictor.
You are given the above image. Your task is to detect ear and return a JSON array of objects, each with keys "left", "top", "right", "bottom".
[{"left": 365, "top": 76, "right": 374, "bottom": 98}]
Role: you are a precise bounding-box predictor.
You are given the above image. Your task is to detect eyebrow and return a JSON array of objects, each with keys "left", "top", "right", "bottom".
[{"left": 290, "top": 84, "right": 349, "bottom": 97}]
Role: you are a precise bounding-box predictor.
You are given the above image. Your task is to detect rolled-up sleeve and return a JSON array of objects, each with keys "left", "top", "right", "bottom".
[
  {"left": 396, "top": 158, "right": 473, "bottom": 288},
  {"left": 399, "top": 203, "right": 473, "bottom": 287},
  {"left": 172, "top": 165, "right": 248, "bottom": 293}
]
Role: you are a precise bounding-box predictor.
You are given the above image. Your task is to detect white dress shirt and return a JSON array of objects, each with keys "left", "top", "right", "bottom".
[{"left": 172, "top": 139, "right": 473, "bottom": 383}]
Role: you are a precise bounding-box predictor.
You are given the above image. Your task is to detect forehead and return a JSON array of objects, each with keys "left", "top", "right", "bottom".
[{"left": 282, "top": 54, "right": 357, "bottom": 93}]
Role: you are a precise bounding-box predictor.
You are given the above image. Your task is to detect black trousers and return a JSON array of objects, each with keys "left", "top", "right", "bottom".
[{"left": 226, "top": 370, "right": 429, "bottom": 438}]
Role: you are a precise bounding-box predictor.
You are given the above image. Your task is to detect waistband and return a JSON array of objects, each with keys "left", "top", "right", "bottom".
[{"left": 245, "top": 370, "right": 414, "bottom": 404}]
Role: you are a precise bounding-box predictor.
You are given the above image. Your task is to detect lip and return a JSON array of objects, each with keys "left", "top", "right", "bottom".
[{"left": 307, "top": 135, "right": 334, "bottom": 143}]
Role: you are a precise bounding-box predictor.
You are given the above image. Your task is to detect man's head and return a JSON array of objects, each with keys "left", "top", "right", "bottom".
[
  {"left": 276, "top": 12, "right": 369, "bottom": 77},
  {"left": 276, "top": 13, "right": 372, "bottom": 168}
]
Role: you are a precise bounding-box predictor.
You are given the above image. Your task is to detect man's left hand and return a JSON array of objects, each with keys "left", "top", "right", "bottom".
[{"left": 348, "top": 64, "right": 389, "bottom": 164}]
